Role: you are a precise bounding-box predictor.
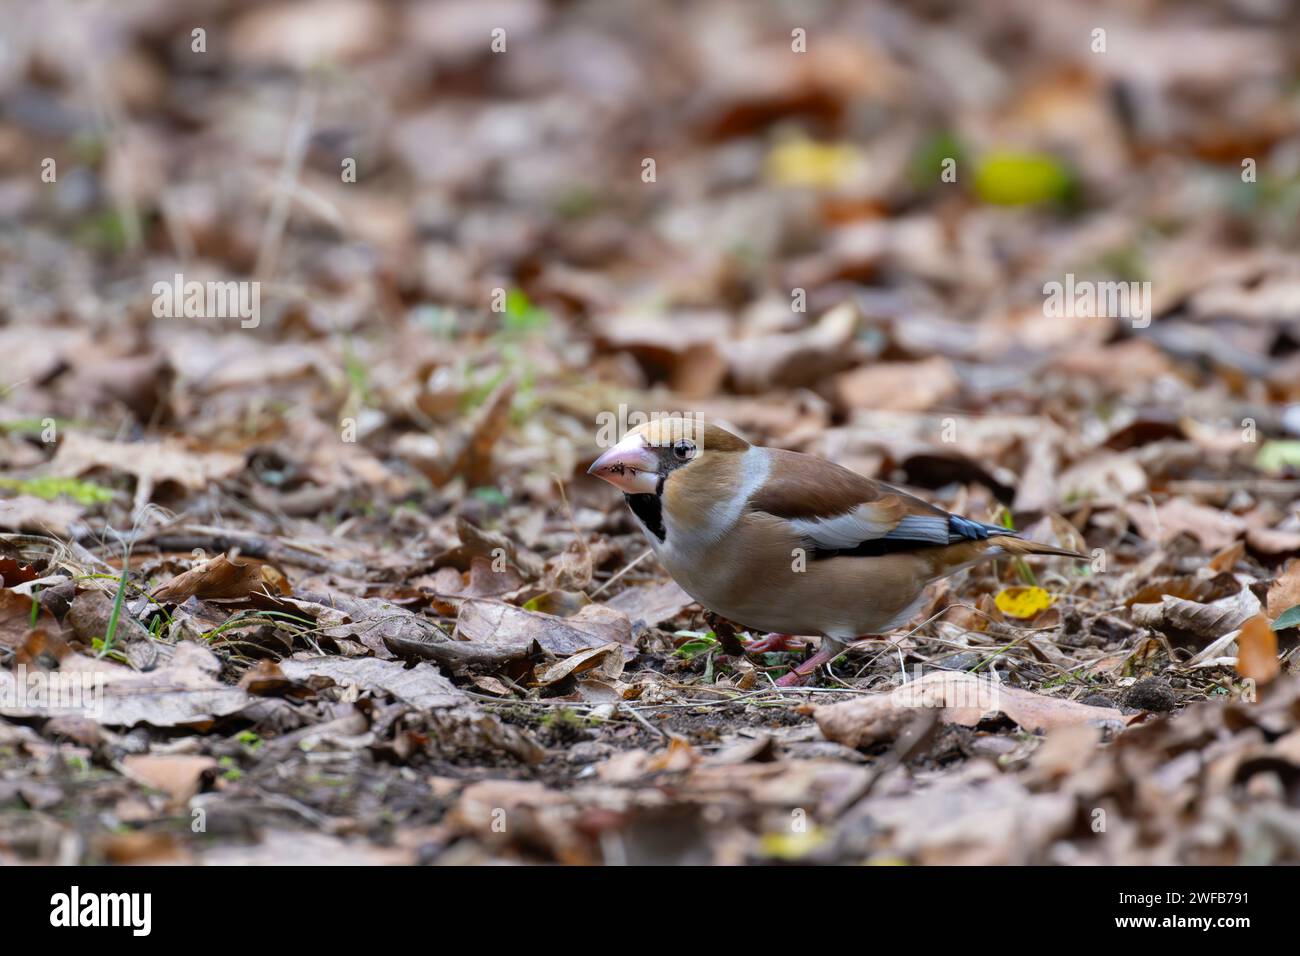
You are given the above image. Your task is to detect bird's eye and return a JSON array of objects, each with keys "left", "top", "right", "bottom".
[{"left": 672, "top": 440, "right": 695, "bottom": 461}]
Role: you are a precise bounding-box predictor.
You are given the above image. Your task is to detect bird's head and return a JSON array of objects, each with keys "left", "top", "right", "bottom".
[{"left": 586, "top": 417, "right": 749, "bottom": 495}]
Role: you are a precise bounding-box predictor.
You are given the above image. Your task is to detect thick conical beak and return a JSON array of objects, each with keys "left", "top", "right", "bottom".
[{"left": 587, "top": 434, "right": 660, "bottom": 494}]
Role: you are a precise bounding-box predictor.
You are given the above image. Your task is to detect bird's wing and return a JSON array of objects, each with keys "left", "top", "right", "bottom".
[{"left": 747, "top": 448, "right": 1011, "bottom": 555}]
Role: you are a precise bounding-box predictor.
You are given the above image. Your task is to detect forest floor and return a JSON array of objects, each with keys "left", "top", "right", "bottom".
[{"left": 2, "top": 0, "right": 1300, "bottom": 864}]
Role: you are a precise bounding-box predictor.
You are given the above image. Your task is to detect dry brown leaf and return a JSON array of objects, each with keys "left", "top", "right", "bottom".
[
  {"left": 1208, "top": 540, "right": 1246, "bottom": 573},
  {"left": 0, "top": 590, "right": 42, "bottom": 650},
  {"left": 604, "top": 578, "right": 695, "bottom": 628},
  {"left": 725, "top": 301, "right": 860, "bottom": 392},
  {"left": 1057, "top": 451, "right": 1147, "bottom": 505},
  {"left": 456, "top": 600, "right": 632, "bottom": 656},
  {"left": 32, "top": 643, "right": 255, "bottom": 727},
  {"left": 52, "top": 433, "right": 243, "bottom": 515},
  {"left": 1125, "top": 499, "right": 1246, "bottom": 551},
  {"left": 0, "top": 557, "right": 41, "bottom": 587},
  {"left": 813, "top": 672, "right": 1124, "bottom": 749},
  {"left": 1267, "top": 561, "right": 1300, "bottom": 621},
  {"left": 279, "top": 591, "right": 450, "bottom": 659},
  {"left": 66, "top": 590, "right": 155, "bottom": 668},
  {"left": 0, "top": 495, "right": 86, "bottom": 537},
  {"left": 834, "top": 356, "right": 959, "bottom": 412},
  {"left": 153, "top": 553, "right": 288, "bottom": 603},
  {"left": 1246, "top": 526, "right": 1300, "bottom": 557},
  {"left": 1235, "top": 615, "right": 1280, "bottom": 685},
  {"left": 1131, "top": 585, "right": 1261, "bottom": 641},
  {"left": 541, "top": 539, "right": 593, "bottom": 591},
  {"left": 533, "top": 642, "right": 625, "bottom": 686},
  {"left": 121, "top": 755, "right": 216, "bottom": 804},
  {"left": 237, "top": 659, "right": 293, "bottom": 695},
  {"left": 279, "top": 655, "right": 466, "bottom": 709}
]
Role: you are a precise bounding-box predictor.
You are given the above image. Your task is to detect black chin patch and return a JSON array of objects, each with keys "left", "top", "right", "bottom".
[{"left": 626, "top": 493, "right": 665, "bottom": 542}]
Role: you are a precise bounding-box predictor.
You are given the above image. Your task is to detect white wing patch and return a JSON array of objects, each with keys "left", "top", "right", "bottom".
[
  {"left": 789, "top": 505, "right": 900, "bottom": 550},
  {"left": 791, "top": 510, "right": 951, "bottom": 551}
]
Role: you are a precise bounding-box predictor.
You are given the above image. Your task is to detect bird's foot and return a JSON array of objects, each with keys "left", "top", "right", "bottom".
[
  {"left": 775, "top": 646, "right": 840, "bottom": 686},
  {"left": 744, "top": 632, "right": 804, "bottom": 655}
]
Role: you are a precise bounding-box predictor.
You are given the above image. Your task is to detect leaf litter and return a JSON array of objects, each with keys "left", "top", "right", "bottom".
[{"left": 1, "top": 0, "right": 1299, "bottom": 866}]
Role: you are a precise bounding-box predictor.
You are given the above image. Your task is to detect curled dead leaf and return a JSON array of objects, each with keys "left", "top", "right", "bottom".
[
  {"left": 153, "top": 553, "right": 290, "bottom": 603},
  {"left": 534, "top": 642, "right": 625, "bottom": 686},
  {"left": 1235, "top": 615, "right": 1280, "bottom": 686}
]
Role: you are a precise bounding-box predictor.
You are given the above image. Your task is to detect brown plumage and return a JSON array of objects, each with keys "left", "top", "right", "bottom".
[{"left": 588, "top": 418, "right": 1086, "bottom": 684}]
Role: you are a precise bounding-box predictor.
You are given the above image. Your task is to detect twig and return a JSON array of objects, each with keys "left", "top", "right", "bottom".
[
  {"left": 622, "top": 703, "right": 673, "bottom": 741},
  {"left": 589, "top": 549, "right": 652, "bottom": 598}
]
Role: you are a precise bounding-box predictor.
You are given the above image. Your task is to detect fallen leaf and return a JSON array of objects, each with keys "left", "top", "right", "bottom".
[
  {"left": 153, "top": 553, "right": 289, "bottom": 603},
  {"left": 237, "top": 659, "right": 293, "bottom": 695},
  {"left": 121, "top": 755, "right": 216, "bottom": 803},
  {"left": 533, "top": 642, "right": 625, "bottom": 686},
  {"left": 725, "top": 301, "right": 860, "bottom": 392},
  {"left": 1126, "top": 499, "right": 1246, "bottom": 551},
  {"left": 994, "top": 586, "right": 1054, "bottom": 619},
  {"left": 1246, "top": 526, "right": 1300, "bottom": 557},
  {"left": 52, "top": 433, "right": 243, "bottom": 515},
  {"left": 541, "top": 539, "right": 593, "bottom": 591},
  {"left": 0, "top": 495, "right": 86, "bottom": 536},
  {"left": 0, "top": 557, "right": 42, "bottom": 588},
  {"left": 279, "top": 591, "right": 450, "bottom": 659},
  {"left": 456, "top": 600, "right": 633, "bottom": 656},
  {"left": 834, "top": 357, "right": 959, "bottom": 413},
  {"left": 1235, "top": 615, "right": 1280, "bottom": 685},
  {"left": 1267, "top": 561, "right": 1300, "bottom": 620},
  {"left": 765, "top": 136, "right": 865, "bottom": 189},
  {"left": 604, "top": 578, "right": 695, "bottom": 628},
  {"left": 1131, "top": 585, "right": 1261, "bottom": 641},
  {"left": 813, "top": 671, "right": 1124, "bottom": 749},
  {"left": 974, "top": 150, "right": 1073, "bottom": 205},
  {"left": 53, "top": 643, "right": 252, "bottom": 727},
  {"left": 279, "top": 656, "right": 467, "bottom": 709}
]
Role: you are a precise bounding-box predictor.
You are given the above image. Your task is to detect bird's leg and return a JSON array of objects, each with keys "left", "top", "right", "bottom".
[
  {"left": 744, "top": 633, "right": 805, "bottom": 654},
  {"left": 775, "top": 638, "right": 850, "bottom": 686}
]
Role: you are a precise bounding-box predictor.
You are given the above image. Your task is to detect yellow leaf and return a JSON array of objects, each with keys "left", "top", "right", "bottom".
[
  {"left": 995, "top": 586, "right": 1054, "bottom": 619},
  {"left": 974, "top": 151, "right": 1072, "bottom": 205},
  {"left": 765, "top": 138, "right": 863, "bottom": 189},
  {"left": 759, "top": 826, "right": 828, "bottom": 861}
]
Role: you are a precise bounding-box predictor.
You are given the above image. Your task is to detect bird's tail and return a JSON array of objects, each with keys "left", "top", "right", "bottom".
[
  {"left": 989, "top": 534, "right": 1088, "bottom": 560},
  {"left": 924, "top": 532, "right": 1087, "bottom": 580}
]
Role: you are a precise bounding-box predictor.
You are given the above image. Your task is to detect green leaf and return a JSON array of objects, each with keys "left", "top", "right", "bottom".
[
  {"left": 503, "top": 289, "right": 550, "bottom": 335},
  {"left": 974, "top": 150, "right": 1074, "bottom": 206},
  {"left": 1256, "top": 440, "right": 1300, "bottom": 474},
  {"left": 1272, "top": 605, "right": 1300, "bottom": 631},
  {"left": 674, "top": 631, "right": 719, "bottom": 659},
  {"left": 0, "top": 476, "right": 115, "bottom": 505}
]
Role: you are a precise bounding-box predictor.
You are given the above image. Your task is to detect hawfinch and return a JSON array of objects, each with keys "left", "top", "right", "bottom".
[{"left": 588, "top": 418, "right": 1083, "bottom": 685}]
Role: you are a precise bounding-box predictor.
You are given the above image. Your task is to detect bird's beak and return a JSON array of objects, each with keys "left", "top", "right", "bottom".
[{"left": 587, "top": 434, "right": 661, "bottom": 494}]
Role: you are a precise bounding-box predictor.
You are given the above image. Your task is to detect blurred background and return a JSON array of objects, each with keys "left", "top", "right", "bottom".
[
  {"left": 3, "top": 1, "right": 1299, "bottom": 494},
  {"left": 2, "top": 0, "right": 1300, "bottom": 867}
]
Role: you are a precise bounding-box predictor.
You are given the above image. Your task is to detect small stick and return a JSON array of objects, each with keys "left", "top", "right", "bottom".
[{"left": 589, "top": 549, "right": 652, "bottom": 598}]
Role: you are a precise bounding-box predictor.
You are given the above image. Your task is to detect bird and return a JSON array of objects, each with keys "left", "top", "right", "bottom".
[{"left": 587, "top": 417, "right": 1084, "bottom": 685}]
